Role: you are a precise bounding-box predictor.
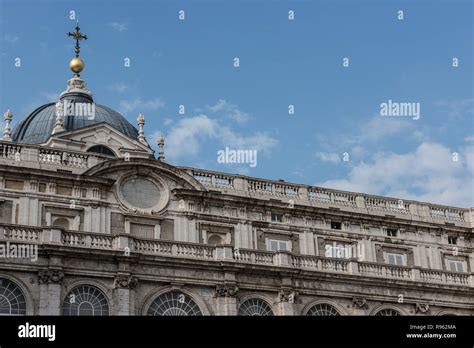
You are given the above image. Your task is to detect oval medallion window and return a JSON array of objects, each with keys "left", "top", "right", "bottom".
[{"left": 121, "top": 177, "right": 161, "bottom": 209}]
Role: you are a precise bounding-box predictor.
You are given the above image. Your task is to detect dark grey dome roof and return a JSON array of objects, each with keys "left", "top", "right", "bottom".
[{"left": 12, "top": 95, "right": 138, "bottom": 144}]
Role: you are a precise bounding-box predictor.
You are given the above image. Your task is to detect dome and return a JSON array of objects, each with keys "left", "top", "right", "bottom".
[{"left": 12, "top": 87, "right": 139, "bottom": 145}]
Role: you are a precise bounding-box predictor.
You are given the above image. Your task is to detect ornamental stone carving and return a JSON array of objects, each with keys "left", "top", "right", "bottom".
[
  {"left": 38, "top": 270, "right": 64, "bottom": 284},
  {"left": 415, "top": 303, "right": 430, "bottom": 314},
  {"left": 114, "top": 276, "right": 138, "bottom": 289},
  {"left": 279, "top": 289, "right": 297, "bottom": 303},
  {"left": 352, "top": 297, "right": 368, "bottom": 309},
  {"left": 215, "top": 283, "right": 239, "bottom": 297}
]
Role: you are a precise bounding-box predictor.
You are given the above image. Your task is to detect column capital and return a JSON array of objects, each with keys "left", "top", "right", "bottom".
[
  {"left": 114, "top": 275, "right": 138, "bottom": 289},
  {"left": 38, "top": 270, "right": 64, "bottom": 284},
  {"left": 279, "top": 289, "right": 297, "bottom": 303},
  {"left": 215, "top": 283, "right": 239, "bottom": 297},
  {"left": 352, "top": 297, "right": 368, "bottom": 309}
]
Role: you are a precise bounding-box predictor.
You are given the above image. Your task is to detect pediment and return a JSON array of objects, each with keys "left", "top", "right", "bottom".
[{"left": 42, "top": 122, "right": 154, "bottom": 158}]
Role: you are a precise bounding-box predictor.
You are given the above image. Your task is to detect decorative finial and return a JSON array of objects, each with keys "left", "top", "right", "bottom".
[
  {"left": 157, "top": 134, "right": 165, "bottom": 161},
  {"left": 67, "top": 23, "right": 87, "bottom": 76},
  {"left": 137, "top": 113, "right": 148, "bottom": 145},
  {"left": 3, "top": 109, "right": 12, "bottom": 142},
  {"left": 52, "top": 101, "right": 65, "bottom": 135}
]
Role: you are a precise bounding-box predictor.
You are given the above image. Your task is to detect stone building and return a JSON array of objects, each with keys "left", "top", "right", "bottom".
[{"left": 0, "top": 27, "right": 472, "bottom": 317}]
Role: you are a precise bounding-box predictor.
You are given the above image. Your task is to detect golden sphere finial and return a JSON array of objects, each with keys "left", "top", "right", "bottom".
[{"left": 69, "top": 57, "right": 85, "bottom": 74}]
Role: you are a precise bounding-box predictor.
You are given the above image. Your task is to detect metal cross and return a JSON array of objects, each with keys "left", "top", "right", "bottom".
[{"left": 67, "top": 24, "right": 88, "bottom": 58}]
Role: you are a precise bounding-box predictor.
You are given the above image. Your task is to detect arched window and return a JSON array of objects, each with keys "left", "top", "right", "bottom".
[
  {"left": 306, "top": 303, "right": 340, "bottom": 316},
  {"left": 208, "top": 234, "right": 224, "bottom": 245},
  {"left": 62, "top": 285, "right": 109, "bottom": 316},
  {"left": 375, "top": 308, "right": 401, "bottom": 316},
  {"left": 87, "top": 145, "right": 116, "bottom": 157},
  {"left": 0, "top": 278, "right": 27, "bottom": 315},
  {"left": 238, "top": 298, "right": 274, "bottom": 316},
  {"left": 147, "top": 291, "right": 202, "bottom": 316},
  {"left": 52, "top": 217, "right": 70, "bottom": 230}
]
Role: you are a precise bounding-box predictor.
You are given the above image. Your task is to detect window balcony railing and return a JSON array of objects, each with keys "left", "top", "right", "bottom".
[{"left": 0, "top": 224, "right": 471, "bottom": 288}]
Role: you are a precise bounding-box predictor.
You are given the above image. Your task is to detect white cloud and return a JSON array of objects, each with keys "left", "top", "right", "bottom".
[
  {"left": 4, "top": 33, "right": 19, "bottom": 43},
  {"left": 164, "top": 115, "right": 217, "bottom": 158},
  {"left": 161, "top": 114, "right": 277, "bottom": 160},
  {"left": 40, "top": 92, "right": 59, "bottom": 102},
  {"left": 108, "top": 22, "right": 128, "bottom": 32},
  {"left": 119, "top": 98, "right": 165, "bottom": 113},
  {"left": 357, "top": 115, "right": 413, "bottom": 142},
  {"left": 317, "top": 142, "right": 473, "bottom": 207},
  {"left": 315, "top": 114, "right": 415, "bottom": 161},
  {"left": 109, "top": 83, "right": 129, "bottom": 93},
  {"left": 316, "top": 152, "right": 341, "bottom": 163},
  {"left": 209, "top": 99, "right": 249, "bottom": 123},
  {"left": 464, "top": 135, "right": 474, "bottom": 142},
  {"left": 435, "top": 98, "right": 474, "bottom": 119}
]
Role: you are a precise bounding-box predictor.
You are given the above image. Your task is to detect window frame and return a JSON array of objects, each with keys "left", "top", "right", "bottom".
[
  {"left": 448, "top": 236, "right": 457, "bottom": 245},
  {"left": 386, "top": 229, "right": 398, "bottom": 237},
  {"left": 447, "top": 260, "right": 465, "bottom": 273},
  {"left": 385, "top": 252, "right": 405, "bottom": 266},
  {"left": 267, "top": 238, "right": 291, "bottom": 252},
  {"left": 271, "top": 213, "right": 283, "bottom": 223}
]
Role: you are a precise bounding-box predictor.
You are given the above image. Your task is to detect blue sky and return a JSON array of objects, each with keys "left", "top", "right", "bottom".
[{"left": 0, "top": 0, "right": 473, "bottom": 207}]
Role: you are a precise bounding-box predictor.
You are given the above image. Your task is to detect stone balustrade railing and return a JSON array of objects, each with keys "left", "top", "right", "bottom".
[
  {"left": 0, "top": 141, "right": 107, "bottom": 170},
  {"left": 38, "top": 149, "right": 90, "bottom": 169},
  {"left": 0, "top": 143, "right": 22, "bottom": 161},
  {"left": 0, "top": 225, "right": 471, "bottom": 288},
  {"left": 0, "top": 143, "right": 469, "bottom": 226},
  {"left": 185, "top": 168, "right": 471, "bottom": 226}
]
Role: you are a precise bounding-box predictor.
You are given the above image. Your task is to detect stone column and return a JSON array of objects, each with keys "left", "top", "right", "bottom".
[
  {"left": 114, "top": 275, "right": 138, "bottom": 315},
  {"left": 214, "top": 283, "right": 238, "bottom": 315},
  {"left": 38, "top": 270, "right": 64, "bottom": 315}
]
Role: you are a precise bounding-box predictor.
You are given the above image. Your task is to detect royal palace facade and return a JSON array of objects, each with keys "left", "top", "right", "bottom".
[{"left": 0, "top": 27, "right": 473, "bottom": 317}]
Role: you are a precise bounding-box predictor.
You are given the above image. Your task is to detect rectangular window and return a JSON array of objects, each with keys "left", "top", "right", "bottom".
[
  {"left": 447, "top": 260, "right": 465, "bottom": 272},
  {"left": 271, "top": 213, "right": 283, "bottom": 223},
  {"left": 387, "top": 229, "right": 398, "bottom": 237},
  {"left": 39, "top": 183, "right": 46, "bottom": 193},
  {"left": 331, "top": 221, "right": 342, "bottom": 230},
  {"left": 448, "top": 236, "right": 457, "bottom": 245},
  {"left": 268, "top": 239, "right": 289, "bottom": 252},
  {"left": 386, "top": 253, "right": 405, "bottom": 266}
]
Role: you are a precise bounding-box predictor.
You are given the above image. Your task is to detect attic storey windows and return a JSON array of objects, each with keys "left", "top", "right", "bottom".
[
  {"left": 387, "top": 228, "right": 398, "bottom": 237},
  {"left": 271, "top": 213, "right": 283, "bottom": 223},
  {"left": 330, "top": 221, "right": 342, "bottom": 230}
]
